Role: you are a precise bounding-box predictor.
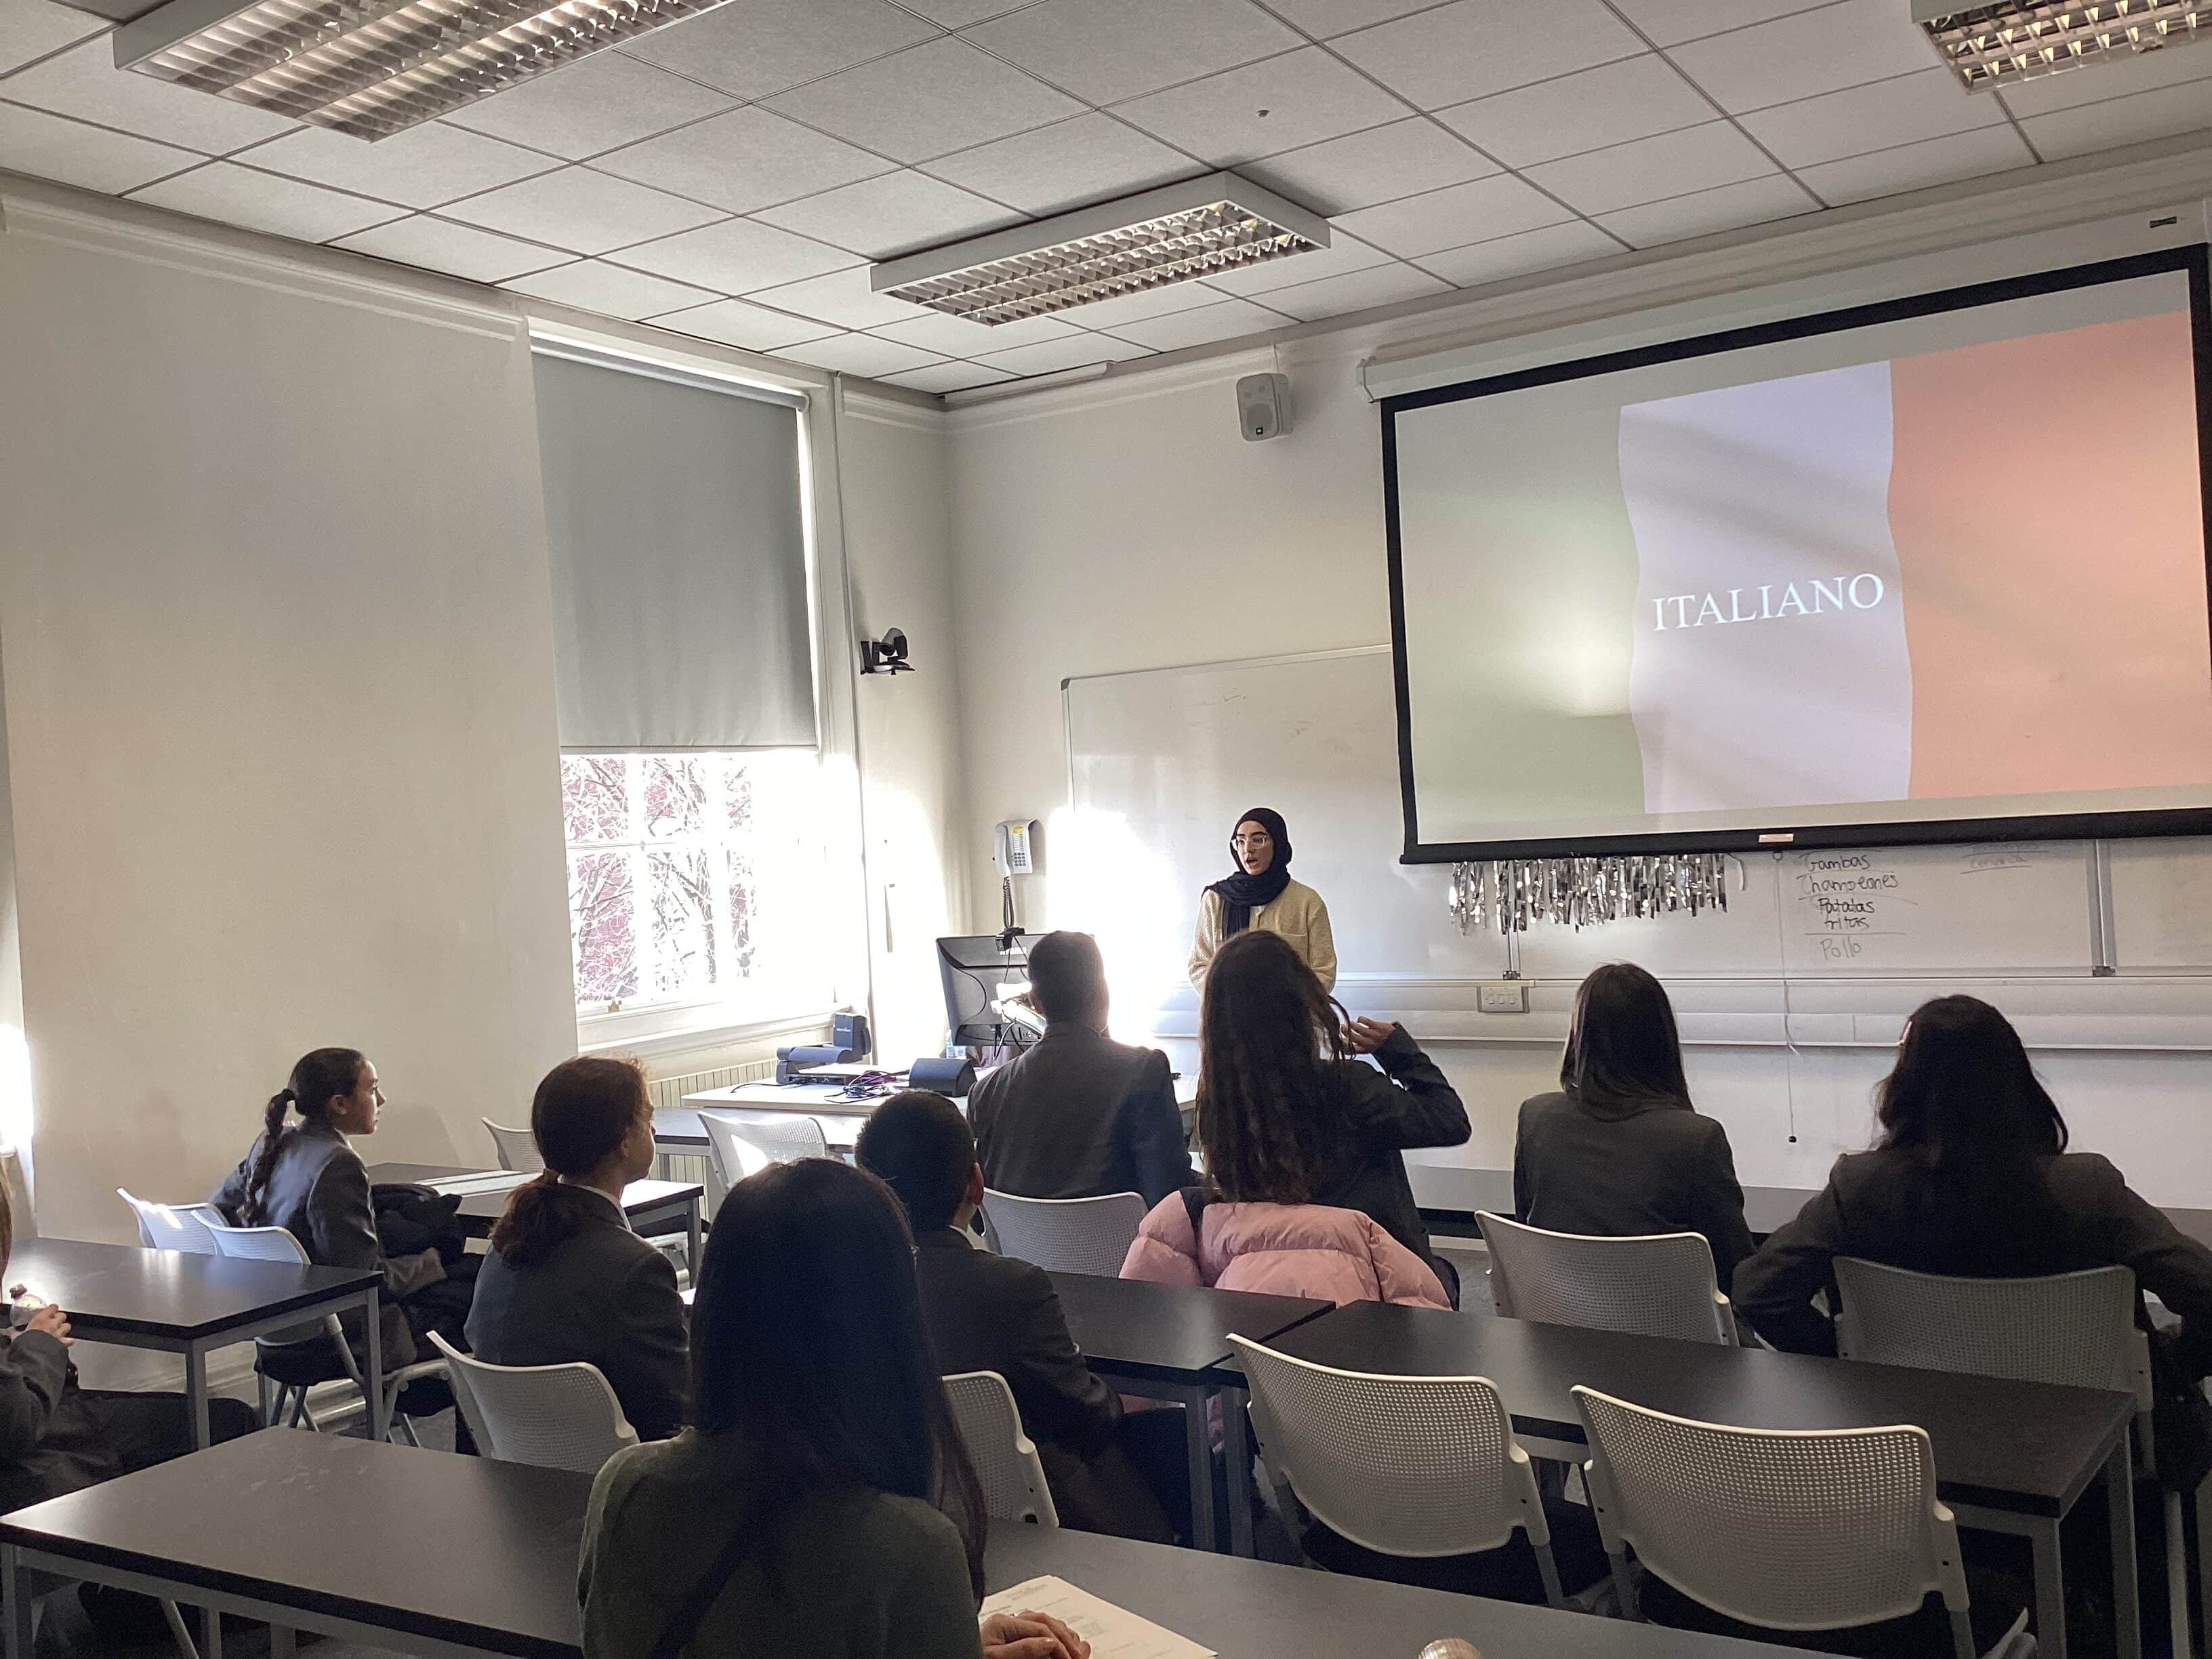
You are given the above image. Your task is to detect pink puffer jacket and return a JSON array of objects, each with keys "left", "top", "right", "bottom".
[{"left": 1120, "top": 1193, "right": 1450, "bottom": 1309}]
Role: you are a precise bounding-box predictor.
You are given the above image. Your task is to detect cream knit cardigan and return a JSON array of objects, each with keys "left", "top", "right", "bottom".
[{"left": 1187, "top": 877, "right": 1336, "bottom": 994}]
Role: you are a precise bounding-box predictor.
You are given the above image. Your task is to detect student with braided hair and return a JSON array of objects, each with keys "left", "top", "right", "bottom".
[{"left": 210, "top": 1047, "right": 444, "bottom": 1372}]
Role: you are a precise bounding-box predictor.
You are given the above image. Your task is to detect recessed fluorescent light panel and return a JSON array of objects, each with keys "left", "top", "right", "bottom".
[
  {"left": 871, "top": 173, "right": 1330, "bottom": 326},
  {"left": 1913, "top": 0, "right": 2210, "bottom": 89},
  {"left": 112, "top": 0, "right": 735, "bottom": 140}
]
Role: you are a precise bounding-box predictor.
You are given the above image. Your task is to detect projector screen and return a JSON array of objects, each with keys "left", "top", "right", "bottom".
[{"left": 1385, "top": 247, "right": 2212, "bottom": 861}]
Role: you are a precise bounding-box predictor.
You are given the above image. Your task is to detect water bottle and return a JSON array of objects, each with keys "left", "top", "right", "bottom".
[{"left": 1418, "top": 1643, "right": 1480, "bottom": 1659}]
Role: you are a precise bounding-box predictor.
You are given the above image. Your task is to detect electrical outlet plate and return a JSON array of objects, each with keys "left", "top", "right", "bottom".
[{"left": 1477, "top": 981, "right": 1530, "bottom": 1014}]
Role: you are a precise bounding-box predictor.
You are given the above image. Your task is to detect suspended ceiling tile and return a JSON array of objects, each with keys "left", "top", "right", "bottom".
[
  {"left": 0, "top": 35, "right": 295, "bottom": 151},
  {"left": 1333, "top": 171, "right": 1574, "bottom": 258},
  {"left": 1240, "top": 117, "right": 1498, "bottom": 216},
  {"left": 334, "top": 213, "right": 571, "bottom": 283},
  {"left": 764, "top": 37, "right": 1084, "bottom": 163},
  {"left": 1435, "top": 55, "right": 1718, "bottom": 170},
  {"left": 1527, "top": 120, "right": 1776, "bottom": 218},
  {"left": 1412, "top": 218, "right": 1623, "bottom": 286},
  {"left": 440, "top": 167, "right": 724, "bottom": 255},
  {"left": 868, "top": 309, "right": 1080, "bottom": 354},
  {"left": 648, "top": 296, "right": 843, "bottom": 352},
  {"left": 1102, "top": 293, "right": 1292, "bottom": 349},
  {"left": 2018, "top": 78, "right": 2212, "bottom": 159},
  {"left": 590, "top": 106, "right": 894, "bottom": 217},
  {"left": 0, "top": 0, "right": 106, "bottom": 76},
  {"left": 1259, "top": 258, "right": 1450, "bottom": 320},
  {"left": 1667, "top": 0, "right": 1940, "bottom": 113},
  {"left": 0, "top": 98, "right": 194, "bottom": 192},
  {"left": 1594, "top": 171, "right": 1818, "bottom": 247},
  {"left": 918, "top": 112, "right": 1197, "bottom": 217},
  {"left": 1110, "top": 45, "right": 1408, "bottom": 167},
  {"left": 880, "top": 360, "right": 1019, "bottom": 394},
  {"left": 503, "top": 258, "right": 722, "bottom": 321},
  {"left": 1605, "top": 0, "right": 1840, "bottom": 49},
  {"left": 441, "top": 52, "right": 735, "bottom": 161},
  {"left": 240, "top": 121, "right": 558, "bottom": 209},
  {"left": 1740, "top": 66, "right": 2001, "bottom": 169},
  {"left": 753, "top": 169, "right": 1022, "bottom": 259},
  {"left": 1331, "top": 0, "right": 1643, "bottom": 110},
  {"left": 966, "top": 0, "right": 1300, "bottom": 106},
  {"left": 741, "top": 262, "right": 926, "bottom": 327},
  {"left": 129, "top": 160, "right": 403, "bottom": 241},
  {"left": 775, "top": 333, "right": 950, "bottom": 377},
  {"left": 617, "top": 0, "right": 938, "bottom": 101},
  {"left": 1795, "top": 125, "right": 2033, "bottom": 204},
  {"left": 977, "top": 331, "right": 1155, "bottom": 376}
]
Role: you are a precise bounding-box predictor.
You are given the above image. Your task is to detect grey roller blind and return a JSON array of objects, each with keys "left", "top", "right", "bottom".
[{"left": 533, "top": 351, "right": 816, "bottom": 750}]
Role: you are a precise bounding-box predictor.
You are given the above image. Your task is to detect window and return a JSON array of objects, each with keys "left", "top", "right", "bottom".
[{"left": 563, "top": 750, "right": 834, "bottom": 1022}]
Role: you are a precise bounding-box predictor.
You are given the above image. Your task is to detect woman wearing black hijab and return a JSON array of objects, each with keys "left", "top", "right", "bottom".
[{"left": 1187, "top": 806, "right": 1336, "bottom": 994}]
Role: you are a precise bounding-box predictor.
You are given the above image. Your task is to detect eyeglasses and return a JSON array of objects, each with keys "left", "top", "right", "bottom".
[{"left": 1232, "top": 832, "right": 1273, "bottom": 848}]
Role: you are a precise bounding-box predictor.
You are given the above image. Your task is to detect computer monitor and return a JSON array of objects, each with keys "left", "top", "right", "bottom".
[{"left": 936, "top": 935, "right": 1036, "bottom": 1048}]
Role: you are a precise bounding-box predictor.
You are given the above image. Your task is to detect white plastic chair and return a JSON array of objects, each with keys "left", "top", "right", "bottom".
[
  {"left": 1573, "top": 1385, "right": 2030, "bottom": 1658},
  {"left": 482, "top": 1120, "right": 544, "bottom": 1174},
  {"left": 426, "top": 1332, "right": 637, "bottom": 1475},
  {"left": 980, "top": 1189, "right": 1147, "bottom": 1277},
  {"left": 1835, "top": 1257, "right": 2180, "bottom": 1656},
  {"left": 1231, "top": 1334, "right": 1566, "bottom": 1603},
  {"left": 117, "top": 1190, "right": 225, "bottom": 1255},
  {"left": 207, "top": 1223, "right": 447, "bottom": 1443},
  {"left": 1477, "top": 1211, "right": 1738, "bottom": 1345},
  {"left": 943, "top": 1370, "right": 1057, "bottom": 1527},
  {"left": 701, "top": 1113, "right": 828, "bottom": 1189}
]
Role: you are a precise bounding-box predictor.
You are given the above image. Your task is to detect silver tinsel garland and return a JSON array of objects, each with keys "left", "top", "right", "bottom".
[{"left": 1448, "top": 854, "right": 1732, "bottom": 935}]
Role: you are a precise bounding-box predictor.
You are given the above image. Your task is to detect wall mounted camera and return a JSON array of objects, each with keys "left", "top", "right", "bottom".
[{"left": 859, "top": 627, "right": 914, "bottom": 675}]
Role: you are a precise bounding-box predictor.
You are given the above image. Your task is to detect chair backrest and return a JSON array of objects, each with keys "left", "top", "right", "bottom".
[
  {"left": 979, "top": 1189, "right": 1146, "bottom": 1277},
  {"left": 1834, "top": 1256, "right": 2144, "bottom": 1404},
  {"left": 1231, "top": 1335, "right": 1546, "bottom": 1560},
  {"left": 1574, "top": 1385, "right": 1963, "bottom": 1635},
  {"left": 942, "top": 1370, "right": 1057, "bottom": 1527},
  {"left": 1477, "top": 1212, "right": 1736, "bottom": 1345},
  {"left": 701, "top": 1113, "right": 828, "bottom": 1187},
  {"left": 482, "top": 1120, "right": 545, "bottom": 1174},
  {"left": 118, "top": 1190, "right": 224, "bottom": 1256},
  {"left": 428, "top": 1332, "right": 638, "bottom": 1475},
  {"left": 207, "top": 1222, "right": 312, "bottom": 1265}
]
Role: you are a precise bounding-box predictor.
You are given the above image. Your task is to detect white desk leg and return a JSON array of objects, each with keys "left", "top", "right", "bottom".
[
  {"left": 1221, "top": 1388, "right": 1255, "bottom": 1558},
  {"left": 1179, "top": 1387, "right": 1215, "bottom": 1554},
  {"left": 2108, "top": 1444, "right": 2142, "bottom": 1659},
  {"left": 363, "top": 1289, "right": 388, "bottom": 1444},
  {"left": 2030, "top": 1516, "right": 2069, "bottom": 1659}
]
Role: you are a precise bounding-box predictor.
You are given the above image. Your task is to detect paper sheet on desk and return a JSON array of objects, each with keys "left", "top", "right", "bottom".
[
  {"left": 422, "top": 1172, "right": 532, "bottom": 1197},
  {"left": 980, "top": 1576, "right": 1214, "bottom": 1659}
]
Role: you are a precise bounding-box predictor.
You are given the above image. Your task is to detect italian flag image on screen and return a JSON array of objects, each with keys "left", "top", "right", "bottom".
[{"left": 1619, "top": 308, "right": 2212, "bottom": 815}]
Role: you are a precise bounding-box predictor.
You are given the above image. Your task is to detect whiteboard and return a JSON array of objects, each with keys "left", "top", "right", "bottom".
[
  {"left": 2110, "top": 838, "right": 2212, "bottom": 970},
  {"left": 1063, "top": 647, "right": 2120, "bottom": 1017}
]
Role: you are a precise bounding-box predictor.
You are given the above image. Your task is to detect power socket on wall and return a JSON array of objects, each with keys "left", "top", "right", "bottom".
[{"left": 1477, "top": 981, "right": 1530, "bottom": 1014}]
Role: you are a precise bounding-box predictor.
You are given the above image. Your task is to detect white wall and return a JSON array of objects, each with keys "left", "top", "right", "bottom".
[
  {"left": 0, "top": 193, "right": 579, "bottom": 1244},
  {"left": 839, "top": 392, "right": 973, "bottom": 1065},
  {"left": 943, "top": 150, "right": 2212, "bottom": 1216}
]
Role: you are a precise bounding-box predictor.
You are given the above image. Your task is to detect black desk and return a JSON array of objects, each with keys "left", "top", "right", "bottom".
[
  {"left": 1048, "top": 1271, "right": 1328, "bottom": 1559},
  {"left": 0, "top": 1430, "right": 587, "bottom": 1659},
  {"left": 1267, "top": 1303, "right": 2138, "bottom": 1659},
  {"left": 367, "top": 1164, "right": 705, "bottom": 1269},
  {"left": 986, "top": 1521, "right": 1797, "bottom": 1658},
  {"left": 0, "top": 1240, "right": 380, "bottom": 1448}
]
